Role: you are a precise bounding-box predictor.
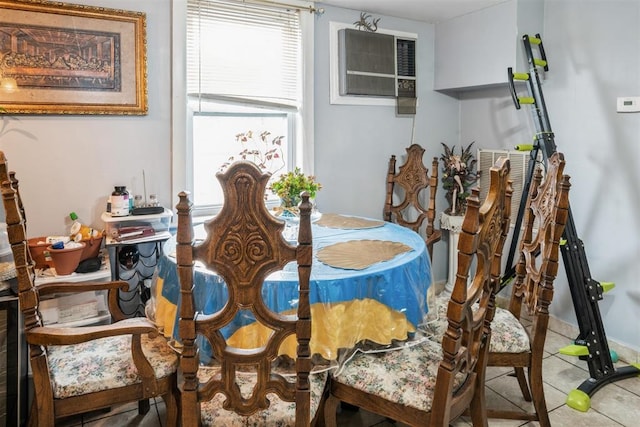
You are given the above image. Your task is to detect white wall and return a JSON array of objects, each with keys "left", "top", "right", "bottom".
[
  {"left": 1, "top": 0, "right": 172, "bottom": 238},
  {"left": 313, "top": 4, "right": 459, "bottom": 280},
  {"left": 459, "top": 0, "right": 640, "bottom": 351}
]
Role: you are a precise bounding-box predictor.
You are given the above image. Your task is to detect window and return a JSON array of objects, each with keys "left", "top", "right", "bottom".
[{"left": 174, "top": 0, "right": 314, "bottom": 216}]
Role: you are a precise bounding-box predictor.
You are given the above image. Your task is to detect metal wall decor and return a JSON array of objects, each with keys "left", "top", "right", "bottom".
[{"left": 354, "top": 12, "right": 380, "bottom": 32}]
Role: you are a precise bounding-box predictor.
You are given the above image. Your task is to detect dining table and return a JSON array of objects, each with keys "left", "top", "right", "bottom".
[{"left": 151, "top": 213, "right": 433, "bottom": 365}]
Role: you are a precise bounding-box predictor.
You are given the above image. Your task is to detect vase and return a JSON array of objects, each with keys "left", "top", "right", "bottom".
[
  {"left": 280, "top": 195, "right": 301, "bottom": 208},
  {"left": 273, "top": 197, "right": 318, "bottom": 222}
]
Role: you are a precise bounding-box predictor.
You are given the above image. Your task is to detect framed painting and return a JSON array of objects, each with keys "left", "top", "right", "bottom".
[{"left": 0, "top": 0, "right": 147, "bottom": 115}]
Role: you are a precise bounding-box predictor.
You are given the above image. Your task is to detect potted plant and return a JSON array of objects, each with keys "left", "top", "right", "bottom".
[
  {"left": 269, "top": 167, "right": 321, "bottom": 216},
  {"left": 218, "top": 131, "right": 321, "bottom": 216}
]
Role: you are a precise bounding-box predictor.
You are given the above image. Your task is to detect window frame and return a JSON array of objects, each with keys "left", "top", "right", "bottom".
[{"left": 171, "top": 0, "right": 314, "bottom": 218}]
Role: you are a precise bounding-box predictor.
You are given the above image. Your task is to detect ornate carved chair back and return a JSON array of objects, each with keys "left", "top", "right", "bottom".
[
  {"left": 0, "top": 151, "right": 27, "bottom": 246},
  {"left": 384, "top": 144, "right": 441, "bottom": 259},
  {"left": 176, "top": 161, "right": 315, "bottom": 426},
  {"left": 431, "top": 155, "right": 513, "bottom": 422},
  {"left": 0, "top": 152, "right": 40, "bottom": 330},
  {"left": 487, "top": 151, "right": 571, "bottom": 426},
  {"left": 324, "top": 156, "right": 512, "bottom": 427},
  {"left": 514, "top": 152, "right": 570, "bottom": 320}
]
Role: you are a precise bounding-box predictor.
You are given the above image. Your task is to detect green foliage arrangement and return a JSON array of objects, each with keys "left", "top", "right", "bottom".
[
  {"left": 269, "top": 167, "right": 322, "bottom": 208},
  {"left": 218, "top": 130, "right": 321, "bottom": 210}
]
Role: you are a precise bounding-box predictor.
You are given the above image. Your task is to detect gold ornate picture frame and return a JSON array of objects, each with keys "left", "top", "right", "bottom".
[{"left": 0, "top": 0, "right": 147, "bottom": 115}]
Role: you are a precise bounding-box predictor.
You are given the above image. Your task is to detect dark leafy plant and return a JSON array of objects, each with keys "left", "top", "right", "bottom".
[{"left": 219, "top": 130, "right": 285, "bottom": 174}]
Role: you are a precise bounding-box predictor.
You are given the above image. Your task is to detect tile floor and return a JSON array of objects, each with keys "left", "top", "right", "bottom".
[{"left": 52, "top": 325, "right": 640, "bottom": 426}]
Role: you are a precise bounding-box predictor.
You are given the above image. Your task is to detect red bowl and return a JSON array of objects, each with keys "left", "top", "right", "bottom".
[
  {"left": 79, "top": 234, "right": 104, "bottom": 261},
  {"left": 28, "top": 237, "right": 53, "bottom": 269}
]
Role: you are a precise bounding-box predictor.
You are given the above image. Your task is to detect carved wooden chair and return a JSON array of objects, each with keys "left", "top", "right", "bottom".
[
  {"left": 487, "top": 152, "right": 571, "bottom": 426},
  {"left": 176, "top": 161, "right": 327, "bottom": 426},
  {"left": 0, "top": 151, "right": 179, "bottom": 427},
  {"left": 384, "top": 144, "right": 442, "bottom": 260},
  {"left": 325, "top": 157, "right": 512, "bottom": 426}
]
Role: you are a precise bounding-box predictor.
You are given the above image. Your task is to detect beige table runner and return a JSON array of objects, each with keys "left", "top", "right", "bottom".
[
  {"left": 317, "top": 239, "right": 412, "bottom": 270},
  {"left": 315, "top": 213, "right": 384, "bottom": 229}
]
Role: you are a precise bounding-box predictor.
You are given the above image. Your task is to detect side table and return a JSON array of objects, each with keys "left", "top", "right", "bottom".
[
  {"left": 440, "top": 212, "right": 465, "bottom": 295},
  {"left": 102, "top": 210, "right": 173, "bottom": 317}
]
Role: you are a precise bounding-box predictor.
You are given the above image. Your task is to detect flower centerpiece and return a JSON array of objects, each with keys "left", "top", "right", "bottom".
[
  {"left": 440, "top": 142, "right": 477, "bottom": 216},
  {"left": 218, "top": 130, "right": 321, "bottom": 216},
  {"left": 269, "top": 167, "right": 321, "bottom": 216}
]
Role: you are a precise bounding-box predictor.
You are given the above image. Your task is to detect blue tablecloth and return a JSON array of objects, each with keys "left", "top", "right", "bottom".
[{"left": 155, "top": 218, "right": 432, "bottom": 361}]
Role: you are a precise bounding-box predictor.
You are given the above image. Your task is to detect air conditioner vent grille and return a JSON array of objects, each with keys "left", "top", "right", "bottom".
[
  {"left": 477, "top": 149, "right": 542, "bottom": 222},
  {"left": 397, "top": 39, "right": 416, "bottom": 77}
]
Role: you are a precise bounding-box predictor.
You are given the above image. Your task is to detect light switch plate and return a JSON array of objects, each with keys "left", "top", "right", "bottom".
[{"left": 616, "top": 97, "right": 640, "bottom": 113}]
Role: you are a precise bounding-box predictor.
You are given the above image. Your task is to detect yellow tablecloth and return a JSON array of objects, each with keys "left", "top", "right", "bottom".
[
  {"left": 227, "top": 299, "right": 416, "bottom": 360},
  {"left": 153, "top": 277, "right": 415, "bottom": 360}
]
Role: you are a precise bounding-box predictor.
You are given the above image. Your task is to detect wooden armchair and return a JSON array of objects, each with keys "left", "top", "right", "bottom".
[
  {"left": 325, "top": 157, "right": 513, "bottom": 426},
  {"left": 176, "top": 161, "right": 327, "bottom": 426},
  {"left": 487, "top": 152, "right": 571, "bottom": 426},
  {"left": 0, "top": 151, "right": 178, "bottom": 426},
  {"left": 384, "top": 144, "right": 442, "bottom": 260}
]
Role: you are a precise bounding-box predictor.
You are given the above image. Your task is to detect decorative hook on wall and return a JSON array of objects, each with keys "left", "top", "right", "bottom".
[{"left": 354, "top": 12, "right": 380, "bottom": 32}]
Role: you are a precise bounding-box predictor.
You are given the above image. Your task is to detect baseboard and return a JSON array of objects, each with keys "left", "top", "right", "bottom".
[
  {"left": 546, "top": 315, "right": 639, "bottom": 365},
  {"left": 440, "top": 287, "right": 640, "bottom": 365},
  {"left": 495, "top": 294, "right": 639, "bottom": 364}
]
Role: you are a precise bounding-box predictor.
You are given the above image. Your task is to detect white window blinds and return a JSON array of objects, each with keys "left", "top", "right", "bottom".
[{"left": 187, "top": 0, "right": 302, "bottom": 110}]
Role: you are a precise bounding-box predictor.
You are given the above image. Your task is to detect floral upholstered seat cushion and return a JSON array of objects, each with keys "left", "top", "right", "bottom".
[
  {"left": 423, "top": 294, "right": 530, "bottom": 354},
  {"left": 197, "top": 366, "right": 328, "bottom": 427},
  {"left": 422, "top": 293, "right": 449, "bottom": 340},
  {"left": 331, "top": 339, "right": 466, "bottom": 413},
  {"left": 423, "top": 292, "right": 474, "bottom": 341},
  {"left": 488, "top": 307, "right": 530, "bottom": 353},
  {"left": 46, "top": 333, "right": 179, "bottom": 399}
]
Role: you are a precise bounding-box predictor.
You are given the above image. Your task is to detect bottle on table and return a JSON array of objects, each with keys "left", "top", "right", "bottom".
[
  {"left": 69, "top": 212, "right": 100, "bottom": 242},
  {"left": 110, "top": 186, "right": 131, "bottom": 217}
]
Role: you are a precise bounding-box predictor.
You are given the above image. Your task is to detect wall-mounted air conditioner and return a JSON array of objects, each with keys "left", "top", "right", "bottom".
[{"left": 337, "top": 28, "right": 416, "bottom": 99}]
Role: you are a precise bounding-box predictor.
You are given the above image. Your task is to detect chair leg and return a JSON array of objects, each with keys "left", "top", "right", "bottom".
[
  {"left": 468, "top": 385, "right": 488, "bottom": 427},
  {"left": 513, "top": 367, "right": 532, "bottom": 401},
  {"left": 162, "top": 390, "right": 179, "bottom": 427},
  {"left": 138, "top": 398, "right": 151, "bottom": 415},
  {"left": 529, "top": 366, "right": 551, "bottom": 427},
  {"left": 323, "top": 394, "right": 341, "bottom": 427},
  {"left": 469, "top": 349, "right": 489, "bottom": 427},
  {"left": 27, "top": 399, "right": 38, "bottom": 427}
]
